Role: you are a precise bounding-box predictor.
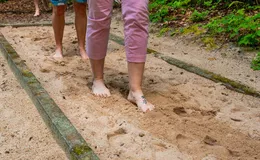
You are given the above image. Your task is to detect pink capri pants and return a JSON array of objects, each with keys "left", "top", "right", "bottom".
[{"left": 86, "top": 0, "right": 149, "bottom": 62}]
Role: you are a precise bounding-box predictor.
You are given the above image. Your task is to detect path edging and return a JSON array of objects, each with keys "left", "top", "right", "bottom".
[
  {"left": 109, "top": 33, "right": 260, "bottom": 98},
  {"left": 0, "top": 22, "right": 73, "bottom": 28},
  {"left": 0, "top": 32, "right": 99, "bottom": 160}
]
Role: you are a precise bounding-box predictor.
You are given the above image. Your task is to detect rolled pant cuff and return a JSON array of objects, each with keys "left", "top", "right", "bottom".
[
  {"left": 127, "top": 55, "right": 147, "bottom": 63},
  {"left": 88, "top": 54, "right": 106, "bottom": 60}
]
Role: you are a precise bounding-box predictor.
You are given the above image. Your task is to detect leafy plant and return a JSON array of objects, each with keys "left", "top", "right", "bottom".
[
  {"left": 159, "top": 27, "right": 171, "bottom": 36},
  {"left": 149, "top": 0, "right": 192, "bottom": 22},
  {"left": 0, "top": 0, "right": 8, "bottom": 3},
  {"left": 149, "top": 3, "right": 170, "bottom": 22},
  {"left": 191, "top": 10, "right": 208, "bottom": 22},
  {"left": 149, "top": 0, "right": 260, "bottom": 48},
  {"left": 204, "top": 0, "right": 213, "bottom": 7},
  {"left": 251, "top": 52, "right": 260, "bottom": 70},
  {"left": 205, "top": 10, "right": 260, "bottom": 46},
  {"left": 228, "top": 1, "right": 244, "bottom": 9}
]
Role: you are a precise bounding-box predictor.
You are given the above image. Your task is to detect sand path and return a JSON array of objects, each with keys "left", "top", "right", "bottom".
[{"left": 0, "top": 15, "right": 259, "bottom": 160}]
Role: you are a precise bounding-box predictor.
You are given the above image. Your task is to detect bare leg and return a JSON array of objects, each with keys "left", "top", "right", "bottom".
[
  {"left": 74, "top": 2, "right": 88, "bottom": 60},
  {"left": 127, "top": 62, "right": 154, "bottom": 112},
  {"left": 52, "top": 5, "right": 66, "bottom": 58},
  {"left": 121, "top": 0, "right": 154, "bottom": 112},
  {"left": 87, "top": 0, "right": 113, "bottom": 97},
  {"left": 90, "top": 58, "right": 110, "bottom": 97},
  {"left": 34, "top": 0, "right": 40, "bottom": 16}
]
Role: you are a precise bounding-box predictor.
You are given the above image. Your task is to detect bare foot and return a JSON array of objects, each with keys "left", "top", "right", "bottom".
[
  {"left": 79, "top": 47, "right": 89, "bottom": 60},
  {"left": 127, "top": 91, "right": 154, "bottom": 112},
  {"left": 34, "top": 11, "right": 40, "bottom": 17},
  {"left": 92, "top": 79, "right": 111, "bottom": 97},
  {"left": 53, "top": 48, "right": 63, "bottom": 59}
]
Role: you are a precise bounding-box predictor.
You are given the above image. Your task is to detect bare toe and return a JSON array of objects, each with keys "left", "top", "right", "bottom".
[
  {"left": 128, "top": 91, "right": 155, "bottom": 112},
  {"left": 92, "top": 79, "right": 111, "bottom": 98}
]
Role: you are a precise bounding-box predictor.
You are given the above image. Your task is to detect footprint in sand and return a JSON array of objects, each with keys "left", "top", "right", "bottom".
[
  {"left": 173, "top": 107, "right": 188, "bottom": 116},
  {"left": 176, "top": 134, "right": 195, "bottom": 151},
  {"left": 176, "top": 134, "right": 231, "bottom": 158},
  {"left": 107, "top": 128, "right": 127, "bottom": 140},
  {"left": 173, "top": 106, "right": 217, "bottom": 119},
  {"left": 39, "top": 67, "right": 51, "bottom": 73},
  {"left": 203, "top": 135, "right": 217, "bottom": 146},
  {"left": 44, "top": 56, "right": 67, "bottom": 66},
  {"left": 153, "top": 142, "right": 168, "bottom": 151}
]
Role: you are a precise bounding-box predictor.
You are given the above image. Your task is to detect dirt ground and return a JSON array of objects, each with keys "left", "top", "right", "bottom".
[{"left": 1, "top": 9, "right": 260, "bottom": 159}]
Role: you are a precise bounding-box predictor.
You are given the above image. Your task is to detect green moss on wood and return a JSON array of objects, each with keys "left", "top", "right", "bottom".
[
  {"left": 21, "top": 69, "right": 34, "bottom": 78},
  {"left": 71, "top": 144, "right": 99, "bottom": 160},
  {"left": 72, "top": 145, "right": 92, "bottom": 156},
  {"left": 211, "top": 74, "right": 258, "bottom": 96},
  {"left": 147, "top": 48, "right": 157, "bottom": 54},
  {"left": 3, "top": 45, "right": 19, "bottom": 59}
]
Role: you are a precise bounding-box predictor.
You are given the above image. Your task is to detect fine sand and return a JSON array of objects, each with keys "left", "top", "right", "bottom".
[
  {"left": 0, "top": 13, "right": 260, "bottom": 160},
  {"left": 0, "top": 53, "right": 66, "bottom": 159}
]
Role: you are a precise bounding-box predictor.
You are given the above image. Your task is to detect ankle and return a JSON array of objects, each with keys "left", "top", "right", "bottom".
[
  {"left": 129, "top": 89, "right": 143, "bottom": 96},
  {"left": 93, "top": 78, "right": 104, "bottom": 83},
  {"left": 79, "top": 46, "right": 85, "bottom": 50},
  {"left": 55, "top": 46, "right": 62, "bottom": 51},
  {"left": 78, "top": 47, "right": 85, "bottom": 54}
]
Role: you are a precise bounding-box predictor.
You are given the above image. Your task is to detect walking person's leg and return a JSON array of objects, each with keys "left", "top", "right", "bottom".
[
  {"left": 34, "top": 0, "right": 40, "bottom": 16},
  {"left": 122, "top": 0, "right": 154, "bottom": 112},
  {"left": 51, "top": 3, "right": 66, "bottom": 58},
  {"left": 74, "top": 1, "right": 88, "bottom": 60},
  {"left": 86, "top": 0, "right": 114, "bottom": 97}
]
